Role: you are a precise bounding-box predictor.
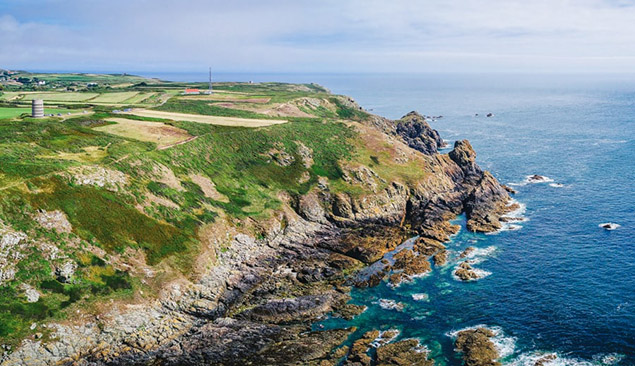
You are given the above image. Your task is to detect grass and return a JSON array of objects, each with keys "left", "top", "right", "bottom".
[
  {"left": 96, "top": 118, "right": 193, "bottom": 149},
  {"left": 142, "top": 119, "right": 356, "bottom": 218},
  {"left": 29, "top": 177, "right": 197, "bottom": 267},
  {"left": 89, "top": 92, "right": 140, "bottom": 103},
  {"left": 17, "top": 92, "right": 100, "bottom": 102},
  {"left": 38, "top": 146, "right": 109, "bottom": 163},
  {"left": 0, "top": 107, "right": 72, "bottom": 119},
  {"left": 156, "top": 98, "right": 278, "bottom": 119},
  {"left": 122, "top": 92, "right": 157, "bottom": 104},
  {"left": 10, "top": 72, "right": 154, "bottom": 85},
  {"left": 123, "top": 108, "right": 287, "bottom": 127},
  {"left": 0, "top": 75, "right": 419, "bottom": 349}
]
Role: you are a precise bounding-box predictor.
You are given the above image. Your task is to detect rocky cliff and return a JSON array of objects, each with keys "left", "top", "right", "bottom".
[{"left": 1, "top": 100, "right": 513, "bottom": 366}]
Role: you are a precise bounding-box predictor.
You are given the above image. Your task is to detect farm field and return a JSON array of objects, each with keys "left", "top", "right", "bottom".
[
  {"left": 123, "top": 108, "right": 287, "bottom": 127},
  {"left": 97, "top": 117, "right": 194, "bottom": 149},
  {"left": 122, "top": 92, "right": 157, "bottom": 104},
  {"left": 12, "top": 72, "right": 156, "bottom": 84},
  {"left": 0, "top": 106, "right": 74, "bottom": 119},
  {"left": 89, "top": 91, "right": 140, "bottom": 103},
  {"left": 15, "top": 92, "right": 99, "bottom": 102},
  {"left": 181, "top": 93, "right": 272, "bottom": 103},
  {"left": 1, "top": 91, "right": 160, "bottom": 105}
]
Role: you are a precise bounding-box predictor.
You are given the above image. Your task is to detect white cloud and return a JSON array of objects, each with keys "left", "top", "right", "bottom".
[{"left": 2, "top": 0, "right": 635, "bottom": 72}]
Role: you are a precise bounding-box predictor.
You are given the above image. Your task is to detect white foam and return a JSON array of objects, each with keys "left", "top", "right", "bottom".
[
  {"left": 549, "top": 183, "right": 565, "bottom": 188},
  {"left": 509, "top": 175, "right": 554, "bottom": 187},
  {"left": 447, "top": 328, "right": 625, "bottom": 366},
  {"left": 506, "top": 352, "right": 597, "bottom": 366},
  {"left": 463, "top": 246, "right": 498, "bottom": 260},
  {"left": 376, "top": 298, "right": 405, "bottom": 311},
  {"left": 485, "top": 200, "right": 529, "bottom": 234},
  {"left": 370, "top": 329, "right": 401, "bottom": 348},
  {"left": 526, "top": 175, "right": 554, "bottom": 183},
  {"left": 446, "top": 325, "right": 516, "bottom": 359},
  {"left": 505, "top": 199, "right": 527, "bottom": 218},
  {"left": 411, "top": 293, "right": 430, "bottom": 302},
  {"left": 598, "top": 353, "right": 625, "bottom": 365},
  {"left": 599, "top": 223, "right": 620, "bottom": 230},
  {"left": 472, "top": 268, "right": 492, "bottom": 279},
  {"left": 452, "top": 267, "right": 492, "bottom": 282},
  {"left": 387, "top": 271, "right": 430, "bottom": 288}
]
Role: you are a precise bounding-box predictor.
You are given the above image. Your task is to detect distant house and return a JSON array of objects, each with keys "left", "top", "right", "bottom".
[{"left": 183, "top": 88, "right": 200, "bottom": 95}]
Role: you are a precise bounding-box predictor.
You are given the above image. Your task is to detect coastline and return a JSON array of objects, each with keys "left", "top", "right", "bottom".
[{"left": 1, "top": 91, "right": 514, "bottom": 366}]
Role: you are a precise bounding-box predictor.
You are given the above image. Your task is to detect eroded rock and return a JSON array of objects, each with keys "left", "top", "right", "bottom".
[{"left": 454, "top": 327, "right": 500, "bottom": 366}]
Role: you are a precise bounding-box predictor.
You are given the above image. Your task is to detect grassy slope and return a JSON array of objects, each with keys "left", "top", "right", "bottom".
[{"left": 0, "top": 77, "right": 423, "bottom": 347}]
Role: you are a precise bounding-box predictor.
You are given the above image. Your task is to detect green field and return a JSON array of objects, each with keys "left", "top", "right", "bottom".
[
  {"left": 11, "top": 72, "right": 155, "bottom": 85},
  {"left": 0, "top": 107, "right": 73, "bottom": 119},
  {"left": 88, "top": 92, "right": 140, "bottom": 103},
  {"left": 12, "top": 92, "right": 99, "bottom": 102},
  {"left": 121, "top": 92, "right": 157, "bottom": 104},
  {"left": 1, "top": 91, "right": 160, "bottom": 105}
]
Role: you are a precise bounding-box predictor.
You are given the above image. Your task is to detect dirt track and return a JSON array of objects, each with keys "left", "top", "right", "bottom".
[{"left": 123, "top": 109, "right": 286, "bottom": 127}]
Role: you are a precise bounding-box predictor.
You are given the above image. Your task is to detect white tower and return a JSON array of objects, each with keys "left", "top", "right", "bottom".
[{"left": 32, "top": 99, "right": 44, "bottom": 118}]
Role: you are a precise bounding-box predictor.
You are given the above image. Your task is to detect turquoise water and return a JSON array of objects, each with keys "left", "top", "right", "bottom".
[
  {"left": 141, "top": 72, "right": 634, "bottom": 365},
  {"left": 308, "top": 74, "right": 634, "bottom": 365}
]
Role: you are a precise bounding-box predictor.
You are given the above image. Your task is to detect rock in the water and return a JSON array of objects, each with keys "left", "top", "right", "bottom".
[
  {"left": 599, "top": 222, "right": 620, "bottom": 230},
  {"left": 534, "top": 353, "right": 558, "bottom": 366},
  {"left": 460, "top": 247, "right": 476, "bottom": 259},
  {"left": 432, "top": 250, "right": 447, "bottom": 266},
  {"left": 454, "top": 327, "right": 500, "bottom": 366},
  {"left": 454, "top": 262, "right": 481, "bottom": 281},
  {"left": 375, "top": 338, "right": 433, "bottom": 366}
]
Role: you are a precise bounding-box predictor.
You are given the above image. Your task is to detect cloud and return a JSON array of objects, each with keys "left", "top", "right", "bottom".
[{"left": 2, "top": 0, "right": 635, "bottom": 72}]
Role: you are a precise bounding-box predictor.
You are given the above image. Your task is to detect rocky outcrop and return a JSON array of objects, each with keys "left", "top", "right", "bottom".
[
  {"left": 341, "top": 329, "right": 433, "bottom": 366},
  {"left": 454, "top": 328, "right": 501, "bottom": 366},
  {"left": 454, "top": 262, "right": 481, "bottom": 281},
  {"left": 449, "top": 140, "right": 512, "bottom": 232},
  {"left": 395, "top": 111, "right": 446, "bottom": 155},
  {"left": 1, "top": 106, "right": 514, "bottom": 366}
]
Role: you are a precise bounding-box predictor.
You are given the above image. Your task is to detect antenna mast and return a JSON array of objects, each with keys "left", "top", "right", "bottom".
[{"left": 208, "top": 67, "right": 213, "bottom": 94}]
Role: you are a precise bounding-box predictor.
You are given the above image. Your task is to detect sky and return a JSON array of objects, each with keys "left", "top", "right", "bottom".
[{"left": 2, "top": 0, "right": 635, "bottom": 73}]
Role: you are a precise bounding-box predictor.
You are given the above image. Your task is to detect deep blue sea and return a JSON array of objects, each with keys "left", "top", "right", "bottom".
[{"left": 144, "top": 72, "right": 635, "bottom": 365}]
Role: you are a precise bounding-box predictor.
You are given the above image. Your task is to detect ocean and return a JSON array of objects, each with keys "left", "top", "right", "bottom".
[{"left": 145, "top": 72, "right": 635, "bottom": 365}]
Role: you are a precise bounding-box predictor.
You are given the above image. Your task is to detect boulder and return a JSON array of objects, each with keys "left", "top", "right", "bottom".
[{"left": 454, "top": 327, "right": 500, "bottom": 366}]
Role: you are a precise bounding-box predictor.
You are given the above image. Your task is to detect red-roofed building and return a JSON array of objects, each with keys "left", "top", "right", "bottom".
[{"left": 183, "top": 88, "right": 200, "bottom": 95}]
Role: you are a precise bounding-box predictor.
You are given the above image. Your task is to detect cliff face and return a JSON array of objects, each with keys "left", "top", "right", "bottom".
[
  {"left": 368, "top": 111, "right": 446, "bottom": 155},
  {"left": 2, "top": 103, "right": 512, "bottom": 365},
  {"left": 395, "top": 111, "right": 446, "bottom": 155}
]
